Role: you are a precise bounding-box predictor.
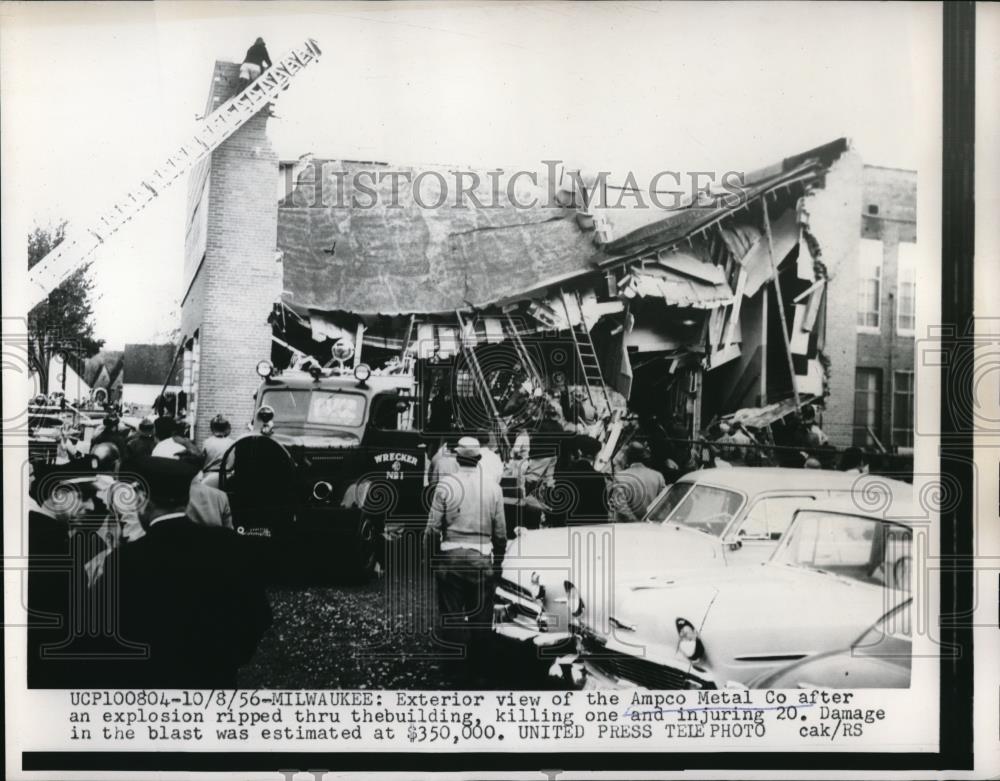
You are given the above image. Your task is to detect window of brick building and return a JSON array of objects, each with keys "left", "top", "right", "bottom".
[
  {"left": 857, "top": 238, "right": 883, "bottom": 332},
  {"left": 853, "top": 368, "right": 883, "bottom": 447},
  {"left": 892, "top": 370, "right": 914, "bottom": 450},
  {"left": 896, "top": 241, "right": 917, "bottom": 335}
]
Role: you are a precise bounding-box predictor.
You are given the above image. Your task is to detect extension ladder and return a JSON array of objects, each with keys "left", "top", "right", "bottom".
[
  {"left": 455, "top": 310, "right": 511, "bottom": 458},
  {"left": 559, "top": 288, "right": 612, "bottom": 414},
  {"left": 26, "top": 38, "right": 323, "bottom": 310}
]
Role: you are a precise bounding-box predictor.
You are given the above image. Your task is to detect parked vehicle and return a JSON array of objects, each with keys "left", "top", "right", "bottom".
[
  {"left": 494, "top": 468, "right": 900, "bottom": 648},
  {"left": 567, "top": 488, "right": 916, "bottom": 690},
  {"left": 28, "top": 403, "right": 99, "bottom": 463},
  {"left": 218, "top": 353, "right": 426, "bottom": 582},
  {"left": 749, "top": 599, "right": 912, "bottom": 689}
]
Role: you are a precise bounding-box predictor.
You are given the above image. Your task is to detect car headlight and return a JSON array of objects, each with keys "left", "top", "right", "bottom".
[
  {"left": 564, "top": 580, "right": 584, "bottom": 617},
  {"left": 675, "top": 618, "right": 703, "bottom": 660}
]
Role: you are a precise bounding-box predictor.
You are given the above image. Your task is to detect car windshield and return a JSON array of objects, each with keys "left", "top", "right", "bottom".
[
  {"left": 261, "top": 389, "right": 367, "bottom": 428},
  {"left": 773, "top": 510, "right": 912, "bottom": 592},
  {"left": 646, "top": 482, "right": 743, "bottom": 537}
]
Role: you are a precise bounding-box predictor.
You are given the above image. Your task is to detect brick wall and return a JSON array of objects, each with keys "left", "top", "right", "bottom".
[
  {"left": 181, "top": 63, "right": 280, "bottom": 444},
  {"left": 805, "top": 149, "right": 863, "bottom": 448},
  {"left": 856, "top": 165, "right": 917, "bottom": 448}
]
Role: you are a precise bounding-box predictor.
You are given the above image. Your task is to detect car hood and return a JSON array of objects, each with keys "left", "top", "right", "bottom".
[
  {"left": 595, "top": 565, "right": 905, "bottom": 673},
  {"left": 503, "top": 522, "right": 723, "bottom": 585}
]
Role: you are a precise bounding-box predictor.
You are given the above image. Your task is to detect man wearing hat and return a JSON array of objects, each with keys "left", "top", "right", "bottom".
[
  {"left": 425, "top": 436, "right": 507, "bottom": 682},
  {"left": 94, "top": 456, "right": 271, "bottom": 688},
  {"left": 26, "top": 461, "right": 101, "bottom": 686},
  {"left": 611, "top": 441, "right": 667, "bottom": 523}
]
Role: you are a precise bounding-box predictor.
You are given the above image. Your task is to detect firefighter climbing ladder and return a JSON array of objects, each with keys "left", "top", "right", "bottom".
[
  {"left": 559, "top": 288, "right": 612, "bottom": 415},
  {"left": 26, "top": 38, "right": 324, "bottom": 311}
]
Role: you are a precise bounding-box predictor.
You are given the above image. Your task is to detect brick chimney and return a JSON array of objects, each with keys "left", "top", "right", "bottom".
[{"left": 180, "top": 62, "right": 280, "bottom": 443}]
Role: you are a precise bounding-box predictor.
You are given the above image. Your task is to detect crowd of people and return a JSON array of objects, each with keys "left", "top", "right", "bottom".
[{"left": 26, "top": 410, "right": 269, "bottom": 689}]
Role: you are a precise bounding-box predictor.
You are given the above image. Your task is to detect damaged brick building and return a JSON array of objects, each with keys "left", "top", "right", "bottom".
[{"left": 180, "top": 60, "right": 865, "bottom": 449}]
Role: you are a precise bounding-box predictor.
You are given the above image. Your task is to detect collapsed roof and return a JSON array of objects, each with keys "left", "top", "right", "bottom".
[{"left": 277, "top": 139, "right": 849, "bottom": 316}]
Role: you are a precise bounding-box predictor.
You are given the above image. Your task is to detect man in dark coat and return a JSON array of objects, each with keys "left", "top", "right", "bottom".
[
  {"left": 240, "top": 37, "right": 272, "bottom": 85},
  {"left": 546, "top": 435, "right": 610, "bottom": 526},
  {"left": 123, "top": 417, "right": 157, "bottom": 464},
  {"left": 90, "top": 415, "right": 127, "bottom": 454},
  {"left": 27, "top": 462, "right": 99, "bottom": 687},
  {"left": 95, "top": 457, "right": 271, "bottom": 688}
]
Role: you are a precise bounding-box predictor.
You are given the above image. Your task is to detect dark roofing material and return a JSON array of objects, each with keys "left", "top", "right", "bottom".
[
  {"left": 123, "top": 344, "right": 182, "bottom": 386},
  {"left": 278, "top": 162, "right": 599, "bottom": 314},
  {"left": 277, "top": 139, "right": 849, "bottom": 316}
]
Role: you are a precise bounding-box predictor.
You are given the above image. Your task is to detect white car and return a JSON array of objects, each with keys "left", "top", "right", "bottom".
[
  {"left": 494, "top": 468, "right": 909, "bottom": 651},
  {"left": 570, "top": 489, "right": 916, "bottom": 689}
]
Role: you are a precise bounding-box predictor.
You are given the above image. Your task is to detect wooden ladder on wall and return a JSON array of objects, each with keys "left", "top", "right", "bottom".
[{"left": 559, "top": 288, "right": 612, "bottom": 414}]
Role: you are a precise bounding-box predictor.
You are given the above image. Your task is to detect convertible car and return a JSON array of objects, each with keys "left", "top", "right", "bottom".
[
  {"left": 494, "top": 468, "right": 904, "bottom": 650},
  {"left": 567, "top": 488, "right": 916, "bottom": 689}
]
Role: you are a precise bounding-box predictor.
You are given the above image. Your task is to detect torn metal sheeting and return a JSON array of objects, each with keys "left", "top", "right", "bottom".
[
  {"left": 723, "top": 394, "right": 818, "bottom": 429},
  {"left": 619, "top": 265, "right": 733, "bottom": 310}
]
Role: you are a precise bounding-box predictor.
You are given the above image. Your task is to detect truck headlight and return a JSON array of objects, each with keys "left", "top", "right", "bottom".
[
  {"left": 312, "top": 481, "right": 334, "bottom": 501},
  {"left": 256, "top": 360, "right": 274, "bottom": 378},
  {"left": 354, "top": 363, "right": 372, "bottom": 382},
  {"left": 564, "top": 580, "right": 584, "bottom": 617},
  {"left": 675, "top": 618, "right": 703, "bottom": 660}
]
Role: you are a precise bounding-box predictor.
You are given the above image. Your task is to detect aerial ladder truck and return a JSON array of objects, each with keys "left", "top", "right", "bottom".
[{"left": 25, "top": 38, "right": 323, "bottom": 310}]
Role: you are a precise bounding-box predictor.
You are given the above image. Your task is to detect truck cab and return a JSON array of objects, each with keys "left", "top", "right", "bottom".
[{"left": 218, "top": 358, "right": 427, "bottom": 582}]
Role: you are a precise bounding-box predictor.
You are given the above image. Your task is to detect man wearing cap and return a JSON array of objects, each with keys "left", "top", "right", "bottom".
[
  {"left": 611, "top": 441, "right": 667, "bottom": 523},
  {"left": 95, "top": 456, "right": 271, "bottom": 688},
  {"left": 425, "top": 436, "right": 506, "bottom": 682}
]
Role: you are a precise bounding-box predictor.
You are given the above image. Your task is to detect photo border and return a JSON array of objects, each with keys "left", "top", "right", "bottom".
[{"left": 10, "top": 1, "right": 977, "bottom": 774}]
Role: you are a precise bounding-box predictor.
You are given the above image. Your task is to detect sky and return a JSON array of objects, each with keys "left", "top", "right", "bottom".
[{"left": 1, "top": 1, "right": 941, "bottom": 350}]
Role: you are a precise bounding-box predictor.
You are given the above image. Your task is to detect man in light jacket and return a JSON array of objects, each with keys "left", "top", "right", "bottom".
[{"left": 425, "top": 437, "right": 506, "bottom": 682}]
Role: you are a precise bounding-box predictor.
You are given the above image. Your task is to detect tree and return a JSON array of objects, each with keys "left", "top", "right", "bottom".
[{"left": 27, "top": 222, "right": 104, "bottom": 395}]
